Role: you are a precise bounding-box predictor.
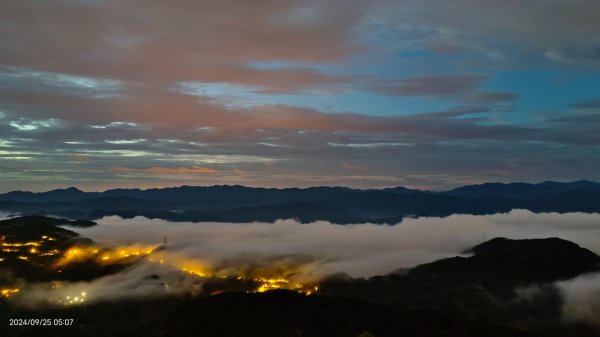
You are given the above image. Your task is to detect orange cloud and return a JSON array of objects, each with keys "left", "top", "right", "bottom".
[{"left": 110, "top": 165, "right": 219, "bottom": 175}]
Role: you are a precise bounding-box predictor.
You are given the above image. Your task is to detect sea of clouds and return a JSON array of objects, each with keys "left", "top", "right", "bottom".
[{"left": 21, "top": 210, "right": 600, "bottom": 326}]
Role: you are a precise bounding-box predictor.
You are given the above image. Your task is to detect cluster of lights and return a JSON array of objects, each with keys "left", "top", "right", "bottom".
[
  {"left": 41, "top": 249, "right": 60, "bottom": 256},
  {"left": 101, "top": 246, "right": 155, "bottom": 260},
  {"left": 1, "top": 235, "right": 321, "bottom": 304},
  {"left": 180, "top": 267, "right": 207, "bottom": 278},
  {"left": 255, "top": 277, "right": 292, "bottom": 293},
  {"left": 2, "top": 241, "right": 41, "bottom": 247},
  {"left": 254, "top": 277, "right": 318, "bottom": 295},
  {"left": 153, "top": 253, "right": 321, "bottom": 295},
  {"left": 1, "top": 235, "right": 58, "bottom": 257},
  {"left": 176, "top": 264, "right": 318, "bottom": 295},
  {"left": 1, "top": 288, "right": 20, "bottom": 298},
  {"left": 56, "top": 291, "right": 87, "bottom": 305},
  {"left": 54, "top": 244, "right": 157, "bottom": 267},
  {"left": 0, "top": 235, "right": 61, "bottom": 301}
]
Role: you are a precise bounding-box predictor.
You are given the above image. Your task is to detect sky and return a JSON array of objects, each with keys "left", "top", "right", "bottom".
[{"left": 1, "top": 0, "right": 600, "bottom": 192}]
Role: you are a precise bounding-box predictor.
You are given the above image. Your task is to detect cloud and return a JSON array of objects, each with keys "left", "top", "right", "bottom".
[
  {"left": 18, "top": 261, "right": 203, "bottom": 307},
  {"left": 341, "top": 162, "right": 365, "bottom": 170},
  {"left": 0, "top": 85, "right": 533, "bottom": 137},
  {"left": 462, "top": 91, "right": 517, "bottom": 105},
  {"left": 4, "top": 205, "right": 600, "bottom": 334},
  {"left": 373, "top": 0, "right": 600, "bottom": 68},
  {"left": 0, "top": 66, "right": 122, "bottom": 98},
  {"left": 0, "top": 0, "right": 367, "bottom": 90},
  {"left": 557, "top": 272, "right": 600, "bottom": 328},
  {"left": 567, "top": 97, "right": 600, "bottom": 110},
  {"left": 69, "top": 154, "right": 90, "bottom": 163},
  {"left": 9, "top": 118, "right": 62, "bottom": 131},
  {"left": 110, "top": 165, "right": 220, "bottom": 175},
  {"left": 1, "top": 0, "right": 600, "bottom": 192},
  {"left": 12, "top": 210, "right": 600, "bottom": 306},
  {"left": 370, "top": 75, "right": 486, "bottom": 97},
  {"left": 67, "top": 210, "right": 600, "bottom": 278}
]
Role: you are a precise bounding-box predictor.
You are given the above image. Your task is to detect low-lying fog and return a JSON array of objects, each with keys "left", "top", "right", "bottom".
[
  {"left": 67, "top": 209, "right": 600, "bottom": 278},
  {"left": 55, "top": 210, "right": 600, "bottom": 326}
]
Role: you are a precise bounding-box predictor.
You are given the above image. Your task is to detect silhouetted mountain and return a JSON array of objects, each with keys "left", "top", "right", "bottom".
[
  {"left": 1, "top": 181, "right": 600, "bottom": 224},
  {"left": 442, "top": 180, "right": 600, "bottom": 199},
  {"left": 0, "top": 187, "right": 89, "bottom": 202},
  {"left": 379, "top": 186, "right": 416, "bottom": 194},
  {"left": 411, "top": 237, "right": 600, "bottom": 284},
  {"left": 0, "top": 216, "right": 83, "bottom": 241},
  {"left": 321, "top": 238, "right": 600, "bottom": 336}
]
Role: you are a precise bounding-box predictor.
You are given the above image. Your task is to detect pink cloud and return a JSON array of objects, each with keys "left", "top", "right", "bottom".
[{"left": 0, "top": 0, "right": 367, "bottom": 91}]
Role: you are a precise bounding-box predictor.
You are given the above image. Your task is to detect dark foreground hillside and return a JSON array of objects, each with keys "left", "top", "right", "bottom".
[{"left": 5, "top": 290, "right": 590, "bottom": 337}]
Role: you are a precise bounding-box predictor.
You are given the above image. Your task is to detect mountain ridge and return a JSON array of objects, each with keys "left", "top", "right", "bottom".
[
  {"left": 1, "top": 181, "right": 599, "bottom": 224},
  {"left": 3, "top": 179, "right": 600, "bottom": 195}
]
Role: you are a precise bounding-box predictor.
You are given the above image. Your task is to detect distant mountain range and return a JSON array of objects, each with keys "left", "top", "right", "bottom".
[{"left": 1, "top": 180, "right": 600, "bottom": 223}]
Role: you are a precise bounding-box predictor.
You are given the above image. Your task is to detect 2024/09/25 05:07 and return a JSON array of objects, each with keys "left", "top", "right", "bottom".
[{"left": 8, "top": 318, "right": 74, "bottom": 326}]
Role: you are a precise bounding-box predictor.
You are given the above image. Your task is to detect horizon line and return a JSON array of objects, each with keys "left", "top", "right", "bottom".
[{"left": 1, "top": 179, "right": 597, "bottom": 194}]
